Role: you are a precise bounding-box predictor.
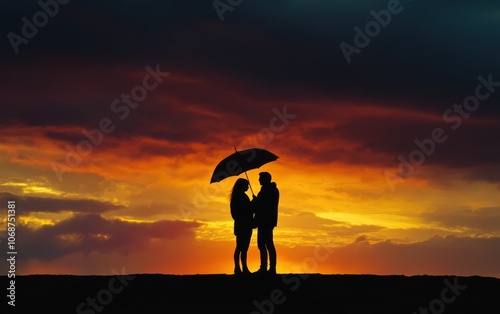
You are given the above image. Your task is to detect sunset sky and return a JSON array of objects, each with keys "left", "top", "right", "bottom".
[{"left": 1, "top": 0, "right": 500, "bottom": 278}]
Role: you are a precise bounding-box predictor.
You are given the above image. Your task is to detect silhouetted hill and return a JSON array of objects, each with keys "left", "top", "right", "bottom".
[{"left": 5, "top": 274, "right": 500, "bottom": 313}]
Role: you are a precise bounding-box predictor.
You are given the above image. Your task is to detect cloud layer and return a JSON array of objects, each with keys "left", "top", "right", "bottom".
[{"left": 16, "top": 213, "right": 201, "bottom": 261}]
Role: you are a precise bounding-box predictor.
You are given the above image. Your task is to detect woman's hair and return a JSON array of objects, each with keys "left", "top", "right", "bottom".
[{"left": 230, "top": 178, "right": 249, "bottom": 201}]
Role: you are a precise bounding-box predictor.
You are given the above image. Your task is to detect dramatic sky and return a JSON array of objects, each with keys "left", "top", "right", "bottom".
[{"left": 1, "top": 0, "right": 500, "bottom": 277}]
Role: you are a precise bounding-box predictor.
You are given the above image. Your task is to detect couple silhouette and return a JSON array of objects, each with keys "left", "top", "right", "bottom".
[{"left": 230, "top": 172, "right": 279, "bottom": 276}]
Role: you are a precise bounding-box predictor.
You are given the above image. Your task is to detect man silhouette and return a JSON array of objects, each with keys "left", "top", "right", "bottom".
[{"left": 252, "top": 172, "right": 279, "bottom": 275}]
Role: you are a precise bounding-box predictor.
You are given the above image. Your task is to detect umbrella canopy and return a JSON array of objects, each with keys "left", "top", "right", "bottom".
[{"left": 210, "top": 148, "right": 278, "bottom": 185}]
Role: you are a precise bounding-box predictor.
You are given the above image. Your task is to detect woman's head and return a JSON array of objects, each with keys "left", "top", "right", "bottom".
[
  {"left": 233, "top": 178, "right": 249, "bottom": 192},
  {"left": 230, "top": 178, "right": 249, "bottom": 200}
]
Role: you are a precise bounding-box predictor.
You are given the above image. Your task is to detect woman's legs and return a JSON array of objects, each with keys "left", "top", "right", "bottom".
[
  {"left": 234, "top": 237, "right": 242, "bottom": 273},
  {"left": 234, "top": 234, "right": 244, "bottom": 274}
]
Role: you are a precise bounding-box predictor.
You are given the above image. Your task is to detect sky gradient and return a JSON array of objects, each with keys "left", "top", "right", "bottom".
[{"left": 1, "top": 0, "right": 500, "bottom": 277}]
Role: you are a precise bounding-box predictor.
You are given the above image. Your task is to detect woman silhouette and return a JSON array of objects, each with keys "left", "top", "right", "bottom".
[{"left": 230, "top": 178, "right": 253, "bottom": 275}]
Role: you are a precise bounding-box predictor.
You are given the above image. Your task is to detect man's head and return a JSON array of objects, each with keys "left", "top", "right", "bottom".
[{"left": 258, "top": 172, "right": 272, "bottom": 185}]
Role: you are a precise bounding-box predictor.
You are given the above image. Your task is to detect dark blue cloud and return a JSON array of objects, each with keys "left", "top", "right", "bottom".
[
  {"left": 0, "top": 192, "right": 122, "bottom": 213},
  {"left": 2, "top": 0, "right": 499, "bottom": 109}
]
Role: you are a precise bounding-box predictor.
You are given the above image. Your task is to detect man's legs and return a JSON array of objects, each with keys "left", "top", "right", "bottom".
[
  {"left": 257, "top": 227, "right": 268, "bottom": 271},
  {"left": 257, "top": 227, "right": 277, "bottom": 273},
  {"left": 267, "top": 228, "right": 276, "bottom": 273}
]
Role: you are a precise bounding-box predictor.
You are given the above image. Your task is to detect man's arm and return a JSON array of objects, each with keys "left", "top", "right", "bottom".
[{"left": 273, "top": 188, "right": 279, "bottom": 227}]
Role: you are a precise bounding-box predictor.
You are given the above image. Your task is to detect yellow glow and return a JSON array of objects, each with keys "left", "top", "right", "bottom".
[
  {"left": 0, "top": 182, "right": 28, "bottom": 187},
  {"left": 1, "top": 180, "right": 63, "bottom": 196},
  {"left": 90, "top": 233, "right": 111, "bottom": 240},
  {"left": 19, "top": 216, "right": 57, "bottom": 228},
  {"left": 19, "top": 212, "right": 74, "bottom": 229},
  {"left": 195, "top": 221, "right": 233, "bottom": 241},
  {"left": 316, "top": 212, "right": 417, "bottom": 229},
  {"left": 24, "top": 185, "right": 63, "bottom": 196},
  {"left": 114, "top": 217, "right": 157, "bottom": 223},
  {"left": 58, "top": 233, "right": 83, "bottom": 243}
]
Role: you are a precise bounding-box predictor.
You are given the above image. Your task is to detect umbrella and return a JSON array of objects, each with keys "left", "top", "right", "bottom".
[{"left": 210, "top": 147, "right": 278, "bottom": 195}]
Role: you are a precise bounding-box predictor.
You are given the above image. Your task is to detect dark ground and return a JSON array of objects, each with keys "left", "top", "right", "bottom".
[{"left": 4, "top": 274, "right": 500, "bottom": 313}]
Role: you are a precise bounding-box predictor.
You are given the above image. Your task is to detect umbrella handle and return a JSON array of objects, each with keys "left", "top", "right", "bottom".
[
  {"left": 234, "top": 147, "right": 255, "bottom": 196},
  {"left": 243, "top": 170, "right": 255, "bottom": 196}
]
